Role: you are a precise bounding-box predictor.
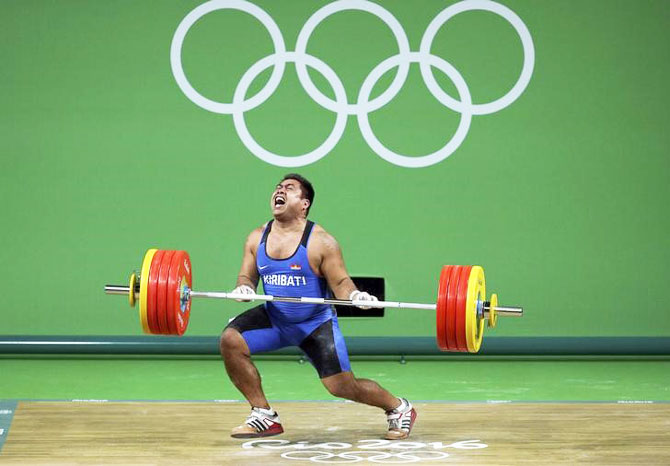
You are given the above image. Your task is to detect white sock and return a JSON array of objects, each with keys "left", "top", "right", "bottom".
[{"left": 254, "top": 406, "right": 276, "bottom": 417}]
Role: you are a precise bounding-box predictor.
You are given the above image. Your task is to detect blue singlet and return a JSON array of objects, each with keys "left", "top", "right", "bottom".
[{"left": 257, "top": 220, "right": 333, "bottom": 324}]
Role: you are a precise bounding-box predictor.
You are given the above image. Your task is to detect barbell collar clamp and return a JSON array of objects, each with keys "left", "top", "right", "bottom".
[{"left": 105, "top": 285, "right": 135, "bottom": 296}]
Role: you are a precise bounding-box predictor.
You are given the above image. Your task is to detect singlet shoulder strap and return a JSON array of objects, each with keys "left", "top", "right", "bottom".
[
  {"left": 300, "top": 220, "right": 315, "bottom": 247},
  {"left": 261, "top": 220, "right": 314, "bottom": 246},
  {"left": 260, "top": 220, "right": 273, "bottom": 244}
]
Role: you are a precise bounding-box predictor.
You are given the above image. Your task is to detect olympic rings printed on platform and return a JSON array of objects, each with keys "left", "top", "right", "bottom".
[
  {"left": 242, "top": 439, "right": 488, "bottom": 463},
  {"left": 281, "top": 449, "right": 450, "bottom": 463},
  {"left": 170, "top": 0, "right": 535, "bottom": 168}
]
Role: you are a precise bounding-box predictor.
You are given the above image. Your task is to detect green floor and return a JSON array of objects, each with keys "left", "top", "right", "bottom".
[{"left": 1, "top": 358, "right": 669, "bottom": 402}]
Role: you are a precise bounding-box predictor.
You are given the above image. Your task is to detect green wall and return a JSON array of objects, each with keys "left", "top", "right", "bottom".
[{"left": 1, "top": 0, "right": 668, "bottom": 338}]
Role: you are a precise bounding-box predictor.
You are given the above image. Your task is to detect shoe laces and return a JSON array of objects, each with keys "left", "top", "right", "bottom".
[
  {"left": 386, "top": 400, "right": 411, "bottom": 431},
  {"left": 386, "top": 408, "right": 405, "bottom": 430}
]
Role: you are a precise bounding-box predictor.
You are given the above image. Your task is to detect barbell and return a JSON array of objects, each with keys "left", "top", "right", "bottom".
[{"left": 104, "top": 248, "right": 523, "bottom": 353}]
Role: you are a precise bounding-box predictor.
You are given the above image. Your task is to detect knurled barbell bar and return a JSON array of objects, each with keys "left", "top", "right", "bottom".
[{"left": 104, "top": 248, "right": 523, "bottom": 353}]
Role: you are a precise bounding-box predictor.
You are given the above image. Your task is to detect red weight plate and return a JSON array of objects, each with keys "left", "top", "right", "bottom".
[
  {"left": 167, "top": 251, "right": 192, "bottom": 336},
  {"left": 455, "top": 265, "right": 473, "bottom": 352},
  {"left": 436, "top": 266, "right": 453, "bottom": 351},
  {"left": 445, "top": 265, "right": 462, "bottom": 351},
  {"left": 156, "top": 250, "right": 176, "bottom": 335},
  {"left": 165, "top": 251, "right": 182, "bottom": 335},
  {"left": 177, "top": 251, "right": 192, "bottom": 335},
  {"left": 147, "top": 250, "right": 166, "bottom": 335},
  {"left": 160, "top": 250, "right": 181, "bottom": 335}
]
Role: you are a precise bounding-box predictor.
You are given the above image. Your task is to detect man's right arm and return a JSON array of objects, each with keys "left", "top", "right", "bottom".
[{"left": 234, "top": 227, "right": 263, "bottom": 291}]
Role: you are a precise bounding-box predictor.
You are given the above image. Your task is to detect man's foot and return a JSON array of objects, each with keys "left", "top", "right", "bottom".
[
  {"left": 385, "top": 398, "right": 417, "bottom": 440},
  {"left": 231, "top": 407, "right": 284, "bottom": 438}
]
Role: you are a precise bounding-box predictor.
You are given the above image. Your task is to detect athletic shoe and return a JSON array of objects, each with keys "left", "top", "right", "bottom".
[
  {"left": 385, "top": 398, "right": 417, "bottom": 440},
  {"left": 231, "top": 407, "right": 284, "bottom": 438}
]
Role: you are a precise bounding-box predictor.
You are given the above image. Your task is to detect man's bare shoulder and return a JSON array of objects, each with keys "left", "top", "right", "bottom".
[
  {"left": 310, "top": 224, "right": 340, "bottom": 252},
  {"left": 245, "top": 223, "right": 268, "bottom": 250}
]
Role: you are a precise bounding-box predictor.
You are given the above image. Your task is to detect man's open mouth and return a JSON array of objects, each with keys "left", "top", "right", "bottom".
[{"left": 274, "top": 196, "right": 286, "bottom": 208}]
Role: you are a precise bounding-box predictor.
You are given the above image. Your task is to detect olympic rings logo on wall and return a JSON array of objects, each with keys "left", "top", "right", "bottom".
[{"left": 170, "top": 0, "right": 534, "bottom": 168}]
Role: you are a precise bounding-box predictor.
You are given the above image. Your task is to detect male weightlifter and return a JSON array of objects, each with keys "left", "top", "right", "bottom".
[{"left": 220, "top": 174, "right": 417, "bottom": 439}]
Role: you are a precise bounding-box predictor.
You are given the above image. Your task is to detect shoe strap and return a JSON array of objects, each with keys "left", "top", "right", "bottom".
[
  {"left": 245, "top": 408, "right": 280, "bottom": 431},
  {"left": 386, "top": 412, "right": 402, "bottom": 421}
]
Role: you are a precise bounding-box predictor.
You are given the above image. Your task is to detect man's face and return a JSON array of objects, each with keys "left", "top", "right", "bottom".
[{"left": 271, "top": 179, "right": 309, "bottom": 218}]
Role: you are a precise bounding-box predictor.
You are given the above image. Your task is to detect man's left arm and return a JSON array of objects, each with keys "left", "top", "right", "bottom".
[{"left": 317, "top": 232, "right": 377, "bottom": 308}]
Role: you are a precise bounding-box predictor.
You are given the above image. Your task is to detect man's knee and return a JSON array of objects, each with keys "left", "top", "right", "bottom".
[
  {"left": 322, "top": 374, "right": 358, "bottom": 400},
  {"left": 220, "top": 328, "right": 247, "bottom": 357}
]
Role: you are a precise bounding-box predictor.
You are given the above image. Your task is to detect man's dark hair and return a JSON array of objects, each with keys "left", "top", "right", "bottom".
[{"left": 282, "top": 173, "right": 314, "bottom": 216}]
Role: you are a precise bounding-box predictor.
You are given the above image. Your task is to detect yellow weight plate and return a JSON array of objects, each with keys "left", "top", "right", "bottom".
[
  {"left": 465, "top": 266, "right": 486, "bottom": 353},
  {"left": 139, "top": 248, "right": 158, "bottom": 334},
  {"left": 128, "top": 272, "right": 137, "bottom": 307},
  {"left": 488, "top": 293, "right": 498, "bottom": 328}
]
